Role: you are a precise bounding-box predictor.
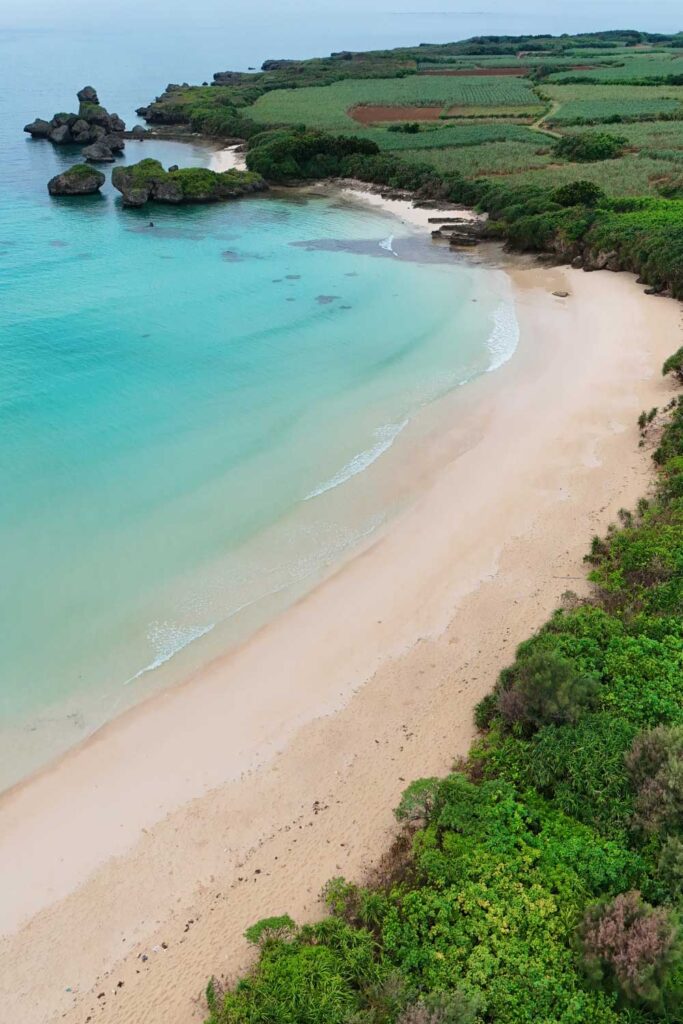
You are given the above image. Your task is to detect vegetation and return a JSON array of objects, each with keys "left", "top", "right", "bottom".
[
  {"left": 135, "top": 29, "right": 683, "bottom": 1024},
  {"left": 553, "top": 131, "right": 626, "bottom": 162},
  {"left": 204, "top": 351, "right": 683, "bottom": 1024},
  {"left": 543, "top": 84, "right": 683, "bottom": 125}
]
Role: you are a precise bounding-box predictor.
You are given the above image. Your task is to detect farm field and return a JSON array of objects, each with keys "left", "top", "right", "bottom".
[
  {"left": 549, "top": 52, "right": 683, "bottom": 82},
  {"left": 248, "top": 75, "right": 543, "bottom": 133},
  {"left": 396, "top": 141, "right": 556, "bottom": 179},
  {"left": 373, "top": 122, "right": 546, "bottom": 150},
  {"left": 543, "top": 84, "right": 683, "bottom": 124}
]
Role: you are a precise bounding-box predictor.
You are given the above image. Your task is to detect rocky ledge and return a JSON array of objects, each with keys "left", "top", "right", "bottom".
[
  {"left": 47, "top": 164, "right": 106, "bottom": 196},
  {"left": 111, "top": 159, "right": 267, "bottom": 207},
  {"left": 25, "top": 87, "right": 126, "bottom": 162}
]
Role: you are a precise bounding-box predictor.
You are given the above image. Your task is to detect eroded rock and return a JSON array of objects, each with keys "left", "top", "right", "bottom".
[{"left": 47, "top": 164, "right": 105, "bottom": 196}]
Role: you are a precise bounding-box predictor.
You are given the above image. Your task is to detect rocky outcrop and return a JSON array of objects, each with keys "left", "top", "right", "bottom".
[
  {"left": 81, "top": 142, "right": 116, "bottom": 163},
  {"left": 111, "top": 158, "right": 267, "bottom": 207},
  {"left": 47, "top": 164, "right": 105, "bottom": 196},
  {"left": 24, "top": 87, "right": 126, "bottom": 156},
  {"left": 212, "top": 71, "right": 245, "bottom": 85},
  {"left": 24, "top": 118, "right": 52, "bottom": 138},
  {"left": 261, "top": 59, "right": 296, "bottom": 70}
]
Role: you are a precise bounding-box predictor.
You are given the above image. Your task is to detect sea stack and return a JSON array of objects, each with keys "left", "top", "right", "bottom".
[
  {"left": 47, "top": 164, "right": 106, "bottom": 196},
  {"left": 25, "top": 87, "right": 126, "bottom": 162}
]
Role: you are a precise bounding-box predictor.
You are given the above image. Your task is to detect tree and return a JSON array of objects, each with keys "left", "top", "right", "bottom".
[
  {"left": 497, "top": 648, "right": 599, "bottom": 735},
  {"left": 580, "top": 891, "right": 680, "bottom": 1008}
]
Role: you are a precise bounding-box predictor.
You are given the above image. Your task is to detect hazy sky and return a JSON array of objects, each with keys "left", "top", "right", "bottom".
[{"left": 1, "top": 0, "right": 681, "bottom": 36}]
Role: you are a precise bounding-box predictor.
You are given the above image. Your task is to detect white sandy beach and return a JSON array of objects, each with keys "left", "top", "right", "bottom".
[
  {"left": 209, "top": 144, "right": 248, "bottom": 172},
  {"left": 1, "top": 192, "right": 682, "bottom": 1024}
]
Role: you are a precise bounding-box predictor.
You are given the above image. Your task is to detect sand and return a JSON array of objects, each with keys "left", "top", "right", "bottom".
[
  {"left": 209, "top": 145, "right": 247, "bottom": 172},
  {"left": 1, "top": 190, "right": 682, "bottom": 1024}
]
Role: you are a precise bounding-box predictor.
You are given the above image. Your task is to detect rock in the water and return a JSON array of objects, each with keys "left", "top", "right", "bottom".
[
  {"left": 112, "top": 158, "right": 267, "bottom": 207},
  {"left": 71, "top": 118, "right": 91, "bottom": 142},
  {"left": 101, "top": 133, "right": 125, "bottom": 152},
  {"left": 130, "top": 125, "right": 147, "bottom": 139},
  {"left": 24, "top": 118, "right": 52, "bottom": 137},
  {"left": 49, "top": 124, "right": 73, "bottom": 145},
  {"left": 552, "top": 290, "right": 570, "bottom": 298},
  {"left": 51, "top": 113, "right": 75, "bottom": 127},
  {"left": 77, "top": 86, "right": 99, "bottom": 104},
  {"left": 82, "top": 142, "right": 115, "bottom": 163},
  {"left": 47, "top": 164, "right": 105, "bottom": 196},
  {"left": 27, "top": 87, "right": 126, "bottom": 150}
]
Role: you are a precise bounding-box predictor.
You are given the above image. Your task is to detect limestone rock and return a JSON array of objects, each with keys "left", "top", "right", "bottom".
[
  {"left": 82, "top": 142, "right": 115, "bottom": 162},
  {"left": 26, "top": 87, "right": 126, "bottom": 151},
  {"left": 49, "top": 124, "right": 72, "bottom": 145},
  {"left": 47, "top": 164, "right": 105, "bottom": 196},
  {"left": 23, "top": 118, "right": 52, "bottom": 137},
  {"left": 77, "top": 86, "right": 99, "bottom": 104}
]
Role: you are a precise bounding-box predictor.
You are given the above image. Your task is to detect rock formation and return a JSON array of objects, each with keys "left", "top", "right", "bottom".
[
  {"left": 111, "top": 159, "right": 267, "bottom": 207},
  {"left": 24, "top": 87, "right": 126, "bottom": 162},
  {"left": 47, "top": 164, "right": 106, "bottom": 196}
]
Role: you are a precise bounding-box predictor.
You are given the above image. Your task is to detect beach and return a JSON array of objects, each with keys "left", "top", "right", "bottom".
[{"left": 1, "top": 191, "right": 681, "bottom": 1024}]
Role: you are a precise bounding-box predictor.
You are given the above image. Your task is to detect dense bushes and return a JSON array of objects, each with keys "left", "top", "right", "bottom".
[
  {"left": 246, "top": 128, "right": 380, "bottom": 181},
  {"left": 553, "top": 131, "right": 627, "bottom": 162},
  {"left": 580, "top": 892, "right": 681, "bottom": 1009}
]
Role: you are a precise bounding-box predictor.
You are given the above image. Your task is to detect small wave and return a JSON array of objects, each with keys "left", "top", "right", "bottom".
[
  {"left": 124, "top": 621, "right": 215, "bottom": 685},
  {"left": 379, "top": 234, "right": 397, "bottom": 256},
  {"left": 305, "top": 419, "right": 409, "bottom": 500},
  {"left": 486, "top": 300, "right": 520, "bottom": 372}
]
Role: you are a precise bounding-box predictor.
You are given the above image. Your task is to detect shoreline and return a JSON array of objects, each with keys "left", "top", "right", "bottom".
[{"left": 1, "top": 191, "right": 682, "bottom": 1024}]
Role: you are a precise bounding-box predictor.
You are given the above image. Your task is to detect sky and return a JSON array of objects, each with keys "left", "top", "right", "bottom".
[{"left": 1, "top": 0, "right": 681, "bottom": 34}]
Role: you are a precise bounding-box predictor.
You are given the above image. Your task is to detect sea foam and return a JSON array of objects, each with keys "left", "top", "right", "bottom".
[
  {"left": 305, "top": 419, "right": 409, "bottom": 500},
  {"left": 486, "top": 299, "right": 520, "bottom": 372},
  {"left": 124, "top": 620, "right": 215, "bottom": 685}
]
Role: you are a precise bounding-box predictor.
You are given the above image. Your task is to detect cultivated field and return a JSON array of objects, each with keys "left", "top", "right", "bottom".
[
  {"left": 544, "top": 84, "right": 683, "bottom": 124},
  {"left": 249, "top": 76, "right": 543, "bottom": 133}
]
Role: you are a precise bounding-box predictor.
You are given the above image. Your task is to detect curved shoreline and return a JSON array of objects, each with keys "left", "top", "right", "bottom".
[{"left": 1, "top": 198, "right": 681, "bottom": 1023}]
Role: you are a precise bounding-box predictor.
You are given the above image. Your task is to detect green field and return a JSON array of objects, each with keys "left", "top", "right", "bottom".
[
  {"left": 396, "top": 141, "right": 555, "bottom": 178},
  {"left": 549, "top": 52, "right": 683, "bottom": 82},
  {"left": 544, "top": 84, "right": 683, "bottom": 123},
  {"left": 249, "top": 76, "right": 543, "bottom": 132},
  {"left": 373, "top": 122, "right": 544, "bottom": 150}
]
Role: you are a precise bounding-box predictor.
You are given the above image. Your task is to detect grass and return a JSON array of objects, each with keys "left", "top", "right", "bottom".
[
  {"left": 549, "top": 53, "right": 683, "bottom": 82},
  {"left": 248, "top": 76, "right": 542, "bottom": 133},
  {"left": 368, "top": 122, "right": 544, "bottom": 150},
  {"left": 396, "top": 141, "right": 555, "bottom": 178},
  {"left": 544, "top": 84, "right": 683, "bottom": 124}
]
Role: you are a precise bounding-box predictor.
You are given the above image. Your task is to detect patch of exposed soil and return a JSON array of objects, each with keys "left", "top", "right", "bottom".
[{"left": 349, "top": 105, "right": 444, "bottom": 123}]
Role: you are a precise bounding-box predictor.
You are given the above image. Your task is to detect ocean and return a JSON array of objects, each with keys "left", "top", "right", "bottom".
[{"left": 0, "top": 18, "right": 520, "bottom": 789}]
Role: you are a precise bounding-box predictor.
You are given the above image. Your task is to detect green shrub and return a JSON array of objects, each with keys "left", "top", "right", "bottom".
[
  {"left": 553, "top": 180, "right": 606, "bottom": 207},
  {"left": 496, "top": 649, "right": 599, "bottom": 735},
  {"left": 626, "top": 726, "right": 683, "bottom": 835},
  {"left": 553, "top": 131, "right": 626, "bottom": 162},
  {"left": 663, "top": 346, "right": 683, "bottom": 385}
]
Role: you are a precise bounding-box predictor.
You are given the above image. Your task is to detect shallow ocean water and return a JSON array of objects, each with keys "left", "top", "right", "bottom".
[{"left": 0, "top": 24, "right": 518, "bottom": 788}]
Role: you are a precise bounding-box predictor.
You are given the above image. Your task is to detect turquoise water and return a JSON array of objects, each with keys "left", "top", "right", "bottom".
[{"left": 0, "top": 27, "right": 517, "bottom": 788}]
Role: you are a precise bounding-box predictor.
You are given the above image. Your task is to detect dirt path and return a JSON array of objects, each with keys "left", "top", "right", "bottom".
[{"left": 530, "top": 100, "right": 562, "bottom": 138}]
